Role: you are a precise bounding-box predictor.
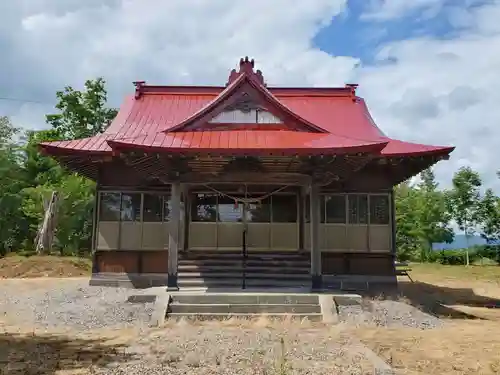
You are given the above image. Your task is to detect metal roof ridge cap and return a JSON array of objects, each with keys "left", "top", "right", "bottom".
[
  {"left": 141, "top": 91, "right": 220, "bottom": 96},
  {"left": 274, "top": 92, "right": 353, "bottom": 98}
]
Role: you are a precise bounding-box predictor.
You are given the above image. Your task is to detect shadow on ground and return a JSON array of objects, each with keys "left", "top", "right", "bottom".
[
  {"left": 0, "top": 331, "right": 135, "bottom": 374},
  {"left": 367, "top": 281, "right": 500, "bottom": 320}
]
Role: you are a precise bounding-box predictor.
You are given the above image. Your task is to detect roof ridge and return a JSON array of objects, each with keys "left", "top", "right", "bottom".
[{"left": 163, "top": 71, "right": 328, "bottom": 133}]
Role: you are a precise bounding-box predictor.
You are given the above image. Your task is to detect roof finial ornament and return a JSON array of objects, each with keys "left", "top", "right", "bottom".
[
  {"left": 226, "top": 57, "right": 265, "bottom": 86},
  {"left": 133, "top": 81, "right": 146, "bottom": 99}
]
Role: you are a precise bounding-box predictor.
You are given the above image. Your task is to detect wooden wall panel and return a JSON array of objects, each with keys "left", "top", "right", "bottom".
[
  {"left": 96, "top": 251, "right": 139, "bottom": 273},
  {"left": 141, "top": 251, "right": 169, "bottom": 274},
  {"left": 321, "top": 252, "right": 395, "bottom": 276},
  {"left": 95, "top": 250, "right": 169, "bottom": 274}
]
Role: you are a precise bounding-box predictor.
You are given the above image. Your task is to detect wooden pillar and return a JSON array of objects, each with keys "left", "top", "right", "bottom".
[
  {"left": 91, "top": 187, "right": 99, "bottom": 274},
  {"left": 309, "top": 184, "right": 322, "bottom": 290},
  {"left": 168, "top": 182, "right": 181, "bottom": 290},
  {"left": 298, "top": 186, "right": 305, "bottom": 251},
  {"left": 390, "top": 189, "right": 396, "bottom": 256},
  {"left": 182, "top": 186, "right": 190, "bottom": 251}
]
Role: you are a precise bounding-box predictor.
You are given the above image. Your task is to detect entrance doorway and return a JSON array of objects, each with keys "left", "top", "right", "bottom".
[{"left": 188, "top": 190, "right": 299, "bottom": 251}]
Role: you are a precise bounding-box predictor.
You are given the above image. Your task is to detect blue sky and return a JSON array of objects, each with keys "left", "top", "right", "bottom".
[{"left": 315, "top": 0, "right": 491, "bottom": 63}]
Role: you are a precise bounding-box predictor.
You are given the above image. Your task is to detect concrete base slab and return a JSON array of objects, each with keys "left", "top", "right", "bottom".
[
  {"left": 162, "top": 290, "right": 360, "bottom": 323},
  {"left": 318, "top": 294, "right": 338, "bottom": 323},
  {"left": 334, "top": 295, "right": 363, "bottom": 306},
  {"left": 89, "top": 273, "right": 168, "bottom": 289},
  {"left": 150, "top": 293, "right": 170, "bottom": 327},
  {"left": 126, "top": 295, "right": 158, "bottom": 304}
]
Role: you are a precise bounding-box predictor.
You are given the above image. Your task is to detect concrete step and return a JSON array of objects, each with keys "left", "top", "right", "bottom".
[
  {"left": 169, "top": 303, "right": 321, "bottom": 314},
  {"left": 172, "top": 293, "right": 319, "bottom": 305},
  {"left": 178, "top": 265, "right": 310, "bottom": 274},
  {"left": 166, "top": 312, "right": 323, "bottom": 321},
  {"left": 177, "top": 272, "right": 310, "bottom": 280}
]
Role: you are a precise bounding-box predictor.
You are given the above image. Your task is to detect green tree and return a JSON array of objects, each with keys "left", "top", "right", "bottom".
[
  {"left": 46, "top": 78, "right": 117, "bottom": 139},
  {"left": 0, "top": 117, "right": 29, "bottom": 254},
  {"left": 414, "top": 169, "right": 454, "bottom": 260},
  {"left": 18, "top": 78, "right": 115, "bottom": 255},
  {"left": 394, "top": 181, "right": 421, "bottom": 261},
  {"left": 446, "top": 166, "right": 482, "bottom": 265},
  {"left": 477, "top": 188, "right": 500, "bottom": 243},
  {"left": 0, "top": 116, "right": 19, "bottom": 145},
  {"left": 23, "top": 129, "right": 65, "bottom": 186}
]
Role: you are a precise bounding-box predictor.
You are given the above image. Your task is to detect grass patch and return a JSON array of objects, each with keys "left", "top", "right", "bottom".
[
  {"left": 409, "top": 262, "right": 500, "bottom": 282},
  {"left": 355, "top": 320, "right": 500, "bottom": 374}
]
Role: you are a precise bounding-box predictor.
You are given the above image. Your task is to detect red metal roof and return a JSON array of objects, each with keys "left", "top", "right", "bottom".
[
  {"left": 380, "top": 139, "right": 454, "bottom": 157},
  {"left": 165, "top": 70, "right": 327, "bottom": 133},
  {"left": 39, "top": 57, "right": 454, "bottom": 159},
  {"left": 107, "top": 130, "right": 388, "bottom": 155}
]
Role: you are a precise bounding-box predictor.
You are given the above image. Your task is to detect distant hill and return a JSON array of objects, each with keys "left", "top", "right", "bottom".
[{"left": 433, "top": 234, "right": 499, "bottom": 250}]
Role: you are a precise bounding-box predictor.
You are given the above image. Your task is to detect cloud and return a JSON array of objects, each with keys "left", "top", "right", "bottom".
[
  {"left": 1, "top": 0, "right": 353, "bottom": 101},
  {"left": 0, "top": 0, "right": 499, "bottom": 192},
  {"left": 356, "top": 1, "right": 500, "bottom": 190}
]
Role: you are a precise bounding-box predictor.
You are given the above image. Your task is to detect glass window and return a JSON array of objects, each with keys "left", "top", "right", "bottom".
[
  {"left": 191, "top": 193, "right": 217, "bottom": 222},
  {"left": 246, "top": 196, "right": 271, "bottom": 223},
  {"left": 370, "top": 195, "right": 390, "bottom": 225},
  {"left": 99, "top": 192, "right": 121, "bottom": 221},
  {"left": 143, "top": 194, "right": 163, "bottom": 222},
  {"left": 120, "top": 193, "right": 141, "bottom": 221},
  {"left": 217, "top": 195, "right": 243, "bottom": 222},
  {"left": 271, "top": 195, "right": 297, "bottom": 223},
  {"left": 348, "top": 194, "right": 368, "bottom": 224},
  {"left": 325, "top": 195, "right": 346, "bottom": 224}
]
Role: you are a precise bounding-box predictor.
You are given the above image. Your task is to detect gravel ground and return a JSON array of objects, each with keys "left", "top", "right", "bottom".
[
  {"left": 0, "top": 279, "right": 445, "bottom": 374},
  {"left": 0, "top": 279, "right": 154, "bottom": 331},
  {"left": 337, "top": 298, "right": 443, "bottom": 329},
  {"left": 89, "top": 323, "right": 376, "bottom": 375}
]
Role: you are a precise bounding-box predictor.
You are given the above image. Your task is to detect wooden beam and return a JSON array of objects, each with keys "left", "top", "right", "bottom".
[{"left": 179, "top": 172, "right": 313, "bottom": 185}]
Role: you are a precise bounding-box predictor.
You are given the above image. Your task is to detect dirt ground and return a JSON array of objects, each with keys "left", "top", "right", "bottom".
[
  {"left": 353, "top": 263, "right": 500, "bottom": 374},
  {"left": 0, "top": 255, "right": 91, "bottom": 278},
  {"left": 2, "top": 259, "right": 500, "bottom": 374}
]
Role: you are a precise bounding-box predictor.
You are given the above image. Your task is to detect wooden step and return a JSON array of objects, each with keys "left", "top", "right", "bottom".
[
  {"left": 180, "top": 252, "right": 310, "bottom": 260},
  {"left": 178, "top": 265, "right": 310, "bottom": 274},
  {"left": 178, "top": 278, "right": 311, "bottom": 288},
  {"left": 178, "top": 259, "right": 310, "bottom": 267},
  {"left": 177, "top": 272, "right": 310, "bottom": 280}
]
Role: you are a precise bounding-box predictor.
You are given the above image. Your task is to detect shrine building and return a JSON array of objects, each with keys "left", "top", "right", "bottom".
[{"left": 40, "top": 57, "right": 454, "bottom": 291}]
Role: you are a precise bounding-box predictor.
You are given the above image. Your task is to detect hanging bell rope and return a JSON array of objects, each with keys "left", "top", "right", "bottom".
[{"left": 202, "top": 184, "right": 290, "bottom": 204}]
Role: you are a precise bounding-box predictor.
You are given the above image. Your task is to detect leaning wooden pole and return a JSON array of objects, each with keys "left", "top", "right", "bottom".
[{"left": 35, "top": 191, "right": 59, "bottom": 254}]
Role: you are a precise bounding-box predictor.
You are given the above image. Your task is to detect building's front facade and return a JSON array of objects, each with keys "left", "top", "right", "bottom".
[{"left": 40, "top": 57, "right": 454, "bottom": 290}]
